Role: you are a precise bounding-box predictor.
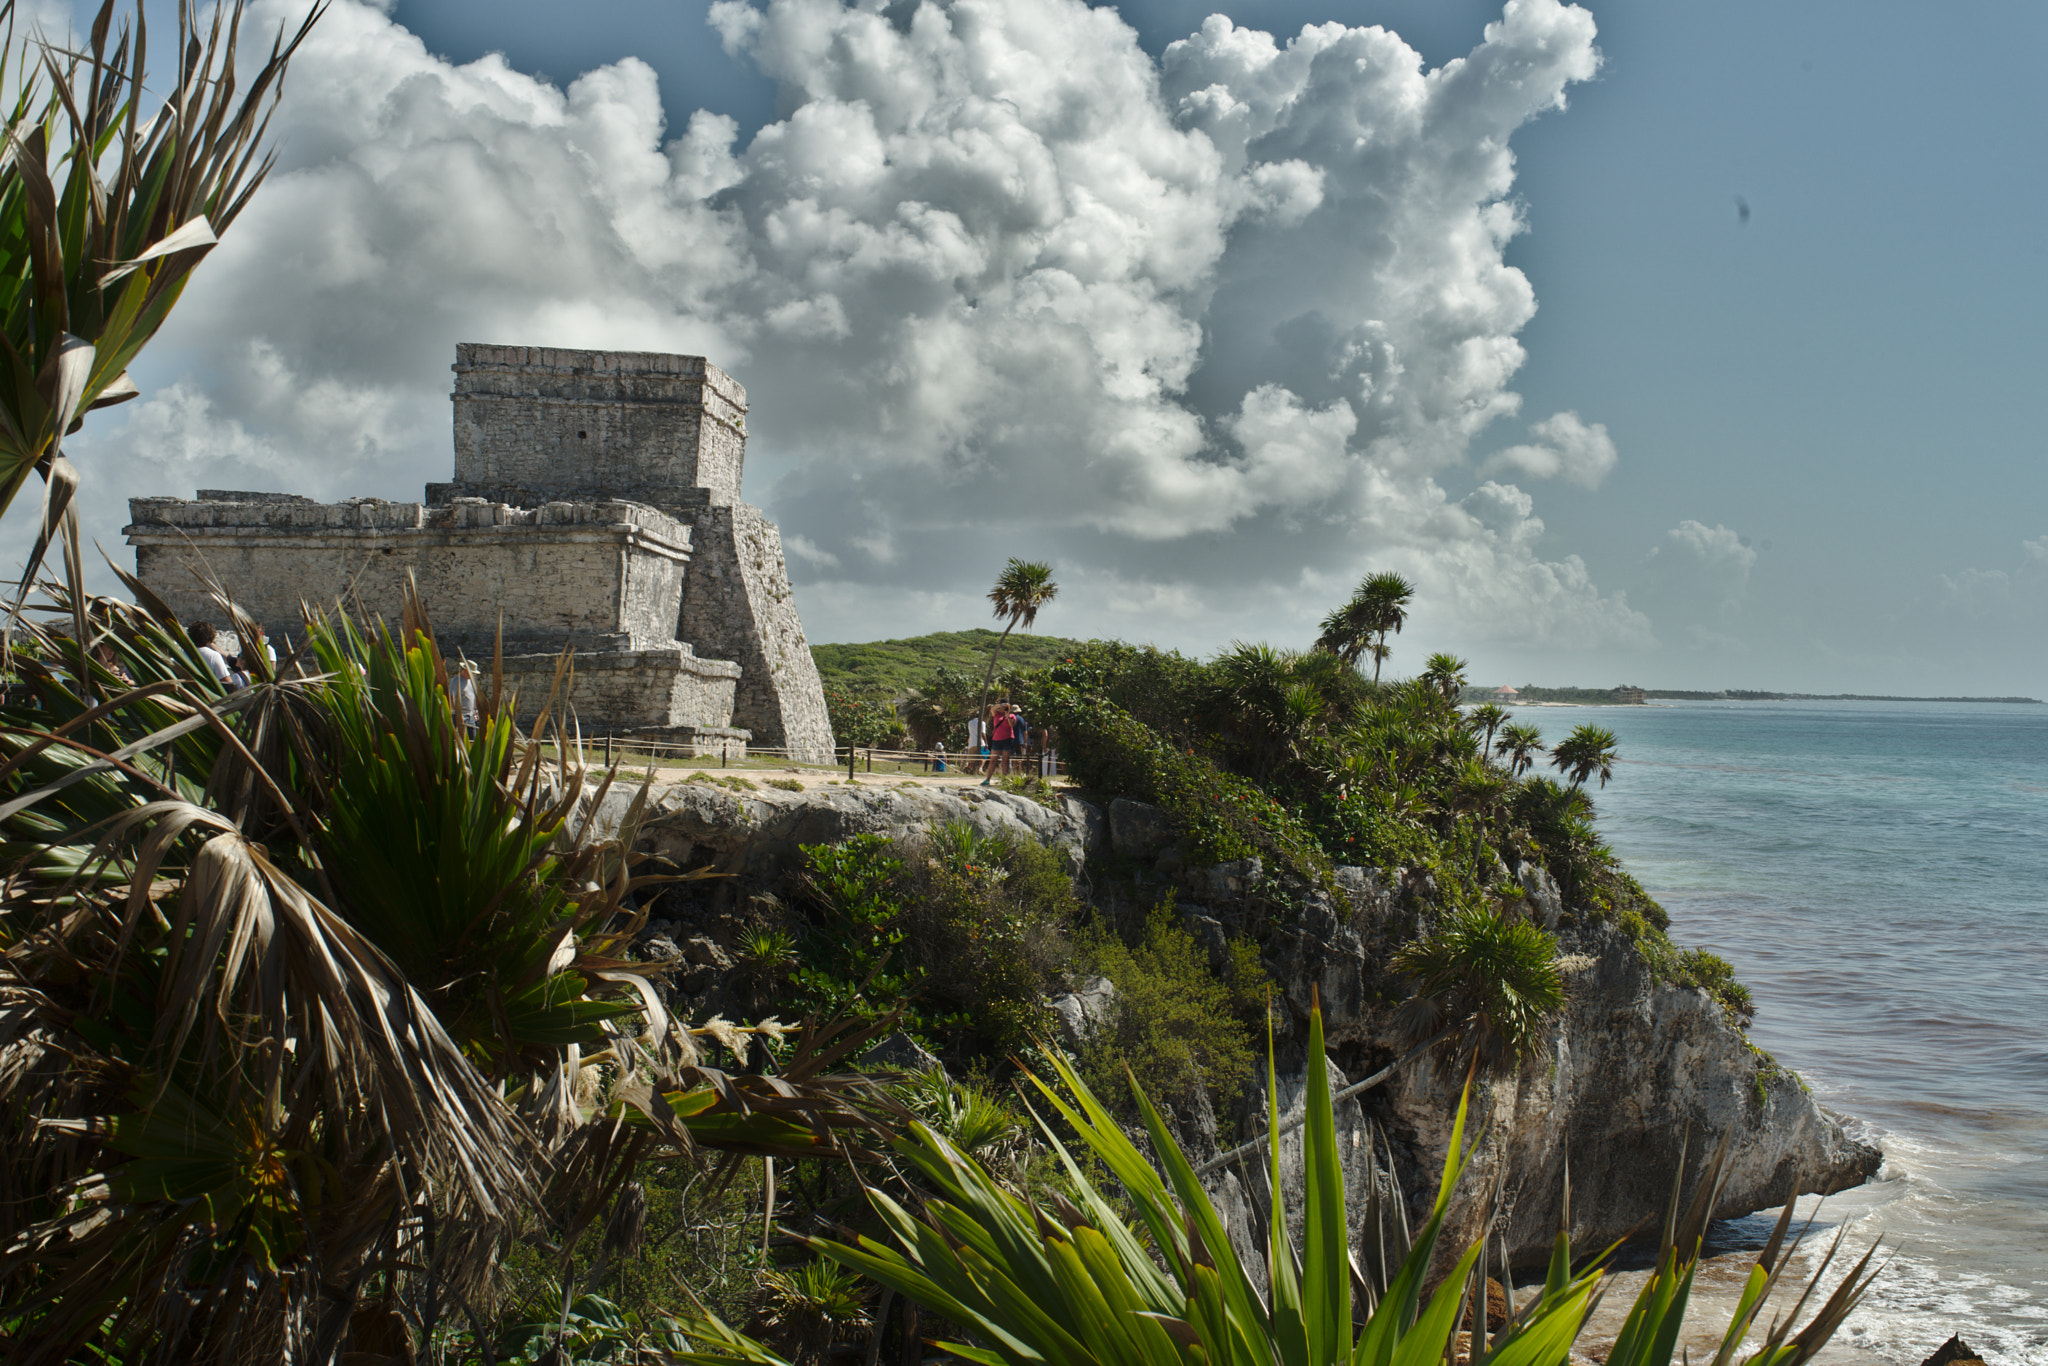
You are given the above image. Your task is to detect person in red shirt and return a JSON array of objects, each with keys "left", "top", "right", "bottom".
[{"left": 982, "top": 702, "right": 1020, "bottom": 784}]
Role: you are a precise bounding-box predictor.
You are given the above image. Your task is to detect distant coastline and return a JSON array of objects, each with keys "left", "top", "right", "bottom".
[{"left": 1489, "top": 685, "right": 2044, "bottom": 706}]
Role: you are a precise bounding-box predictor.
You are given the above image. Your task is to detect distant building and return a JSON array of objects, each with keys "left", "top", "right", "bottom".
[
  {"left": 1611, "top": 685, "right": 1647, "bottom": 705},
  {"left": 125, "top": 344, "right": 836, "bottom": 761},
  {"left": 1493, "top": 685, "right": 1520, "bottom": 701}
]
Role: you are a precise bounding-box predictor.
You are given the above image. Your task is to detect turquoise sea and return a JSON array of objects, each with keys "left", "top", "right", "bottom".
[{"left": 1520, "top": 699, "right": 2048, "bottom": 1365}]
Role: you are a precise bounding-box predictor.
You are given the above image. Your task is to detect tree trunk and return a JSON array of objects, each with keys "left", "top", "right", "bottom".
[{"left": 974, "top": 618, "right": 1019, "bottom": 754}]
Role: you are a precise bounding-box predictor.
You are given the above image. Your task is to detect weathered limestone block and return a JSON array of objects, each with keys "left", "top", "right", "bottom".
[
  {"left": 450, "top": 344, "right": 747, "bottom": 505},
  {"left": 676, "top": 504, "right": 835, "bottom": 765},
  {"left": 495, "top": 646, "right": 741, "bottom": 735},
  {"left": 1045, "top": 976, "right": 1119, "bottom": 1051}
]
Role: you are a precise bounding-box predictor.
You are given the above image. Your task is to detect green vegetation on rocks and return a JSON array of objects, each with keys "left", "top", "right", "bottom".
[
  {"left": 1073, "top": 897, "right": 1264, "bottom": 1119},
  {"left": 789, "top": 825, "right": 1081, "bottom": 1059},
  {"left": 1012, "top": 596, "right": 1748, "bottom": 1030},
  {"left": 811, "top": 628, "right": 1086, "bottom": 697}
]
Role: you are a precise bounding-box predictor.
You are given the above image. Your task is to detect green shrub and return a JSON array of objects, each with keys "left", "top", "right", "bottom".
[
  {"left": 1677, "top": 947, "right": 1755, "bottom": 1026},
  {"left": 1610, "top": 909, "right": 1754, "bottom": 1027},
  {"left": 1606, "top": 869, "right": 1671, "bottom": 930},
  {"left": 822, "top": 686, "right": 904, "bottom": 748},
  {"left": 894, "top": 827, "right": 1079, "bottom": 1057},
  {"left": 793, "top": 828, "right": 1079, "bottom": 1060},
  {"left": 1033, "top": 683, "right": 1330, "bottom": 885},
  {"left": 1075, "top": 897, "right": 1253, "bottom": 1119},
  {"left": 792, "top": 835, "right": 912, "bottom": 1020},
  {"left": 1221, "top": 937, "right": 1276, "bottom": 1033},
  {"left": 1033, "top": 639, "right": 1218, "bottom": 741},
  {"left": 1308, "top": 787, "right": 1439, "bottom": 874}
]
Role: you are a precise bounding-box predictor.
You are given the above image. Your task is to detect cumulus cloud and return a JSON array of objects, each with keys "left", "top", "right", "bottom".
[
  {"left": 1933, "top": 535, "right": 2048, "bottom": 619},
  {"left": 1636, "top": 520, "right": 1756, "bottom": 649},
  {"left": 54, "top": 0, "right": 1647, "bottom": 656},
  {"left": 1482, "top": 411, "right": 1617, "bottom": 488}
]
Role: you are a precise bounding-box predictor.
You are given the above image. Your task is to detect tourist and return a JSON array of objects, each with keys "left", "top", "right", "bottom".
[
  {"left": 1039, "top": 724, "right": 1057, "bottom": 779},
  {"left": 965, "top": 711, "right": 983, "bottom": 774},
  {"left": 933, "top": 740, "right": 947, "bottom": 773},
  {"left": 190, "top": 622, "right": 233, "bottom": 687},
  {"left": 243, "top": 623, "right": 277, "bottom": 677},
  {"left": 982, "top": 701, "right": 1019, "bottom": 784},
  {"left": 91, "top": 642, "right": 132, "bottom": 686},
  {"left": 450, "top": 660, "right": 480, "bottom": 737}
]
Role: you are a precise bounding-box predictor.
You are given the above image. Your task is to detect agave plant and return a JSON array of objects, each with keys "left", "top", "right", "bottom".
[
  {"left": 0, "top": 574, "right": 901, "bottom": 1363},
  {"left": 675, "top": 999, "right": 1881, "bottom": 1366}
]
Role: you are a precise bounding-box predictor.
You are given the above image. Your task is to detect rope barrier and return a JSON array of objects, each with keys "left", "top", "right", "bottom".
[{"left": 562, "top": 735, "right": 1065, "bottom": 776}]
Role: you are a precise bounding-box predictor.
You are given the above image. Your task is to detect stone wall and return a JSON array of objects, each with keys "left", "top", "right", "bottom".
[
  {"left": 451, "top": 345, "right": 747, "bottom": 506},
  {"left": 126, "top": 495, "right": 691, "bottom": 656},
  {"left": 677, "top": 503, "right": 836, "bottom": 764},
  {"left": 496, "top": 646, "right": 741, "bottom": 735}
]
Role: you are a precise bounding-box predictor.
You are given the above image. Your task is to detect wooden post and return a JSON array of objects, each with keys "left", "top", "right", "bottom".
[
  {"left": 722, "top": 740, "right": 729, "bottom": 768},
  {"left": 848, "top": 744, "right": 857, "bottom": 781},
  {"left": 605, "top": 734, "right": 613, "bottom": 767}
]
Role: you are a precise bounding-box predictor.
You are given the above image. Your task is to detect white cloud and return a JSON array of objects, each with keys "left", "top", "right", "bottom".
[
  {"left": 1933, "top": 535, "right": 2048, "bottom": 619},
  {"left": 1653, "top": 520, "right": 1758, "bottom": 576},
  {"left": 1482, "top": 410, "right": 1618, "bottom": 488},
  {"left": 1636, "top": 520, "right": 1757, "bottom": 649},
  {"left": 783, "top": 534, "right": 841, "bottom": 569},
  {"left": 53, "top": 0, "right": 1644, "bottom": 658}
]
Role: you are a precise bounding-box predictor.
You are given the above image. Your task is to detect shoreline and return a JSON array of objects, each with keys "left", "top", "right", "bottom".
[{"left": 1485, "top": 693, "right": 2042, "bottom": 707}]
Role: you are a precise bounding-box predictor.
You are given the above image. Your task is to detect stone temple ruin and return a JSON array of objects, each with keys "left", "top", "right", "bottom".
[{"left": 124, "top": 344, "right": 836, "bottom": 763}]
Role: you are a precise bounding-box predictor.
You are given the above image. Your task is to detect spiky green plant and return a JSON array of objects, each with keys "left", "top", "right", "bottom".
[{"left": 0, "top": 576, "right": 899, "bottom": 1362}]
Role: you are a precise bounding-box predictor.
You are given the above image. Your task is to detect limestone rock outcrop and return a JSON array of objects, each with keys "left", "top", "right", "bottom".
[
  {"left": 607, "top": 781, "right": 1099, "bottom": 886},
  {"left": 604, "top": 782, "right": 1879, "bottom": 1267},
  {"left": 1238, "top": 908, "right": 1879, "bottom": 1267}
]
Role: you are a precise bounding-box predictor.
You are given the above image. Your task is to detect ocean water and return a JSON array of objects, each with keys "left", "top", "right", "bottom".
[{"left": 1518, "top": 699, "right": 2048, "bottom": 1365}]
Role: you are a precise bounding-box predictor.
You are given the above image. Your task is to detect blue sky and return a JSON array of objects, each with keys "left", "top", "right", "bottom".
[{"left": 53, "top": 0, "right": 2048, "bottom": 693}]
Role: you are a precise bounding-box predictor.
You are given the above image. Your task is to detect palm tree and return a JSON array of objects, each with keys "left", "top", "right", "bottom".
[
  {"left": 1392, "top": 905, "right": 1565, "bottom": 1075},
  {"left": 1422, "top": 651, "right": 1468, "bottom": 703},
  {"left": 0, "top": 0, "right": 321, "bottom": 595},
  {"left": 973, "top": 558, "right": 1058, "bottom": 746},
  {"left": 1316, "top": 570, "right": 1415, "bottom": 682},
  {"left": 1467, "top": 701, "right": 1508, "bottom": 752},
  {"left": 1496, "top": 720, "right": 1545, "bottom": 776},
  {"left": 1551, "top": 723, "right": 1621, "bottom": 789}
]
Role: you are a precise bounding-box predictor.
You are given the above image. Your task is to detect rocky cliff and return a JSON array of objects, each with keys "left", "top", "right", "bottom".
[{"left": 592, "top": 778, "right": 1879, "bottom": 1266}]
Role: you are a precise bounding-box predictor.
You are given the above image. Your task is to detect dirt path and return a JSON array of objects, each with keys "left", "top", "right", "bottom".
[{"left": 641, "top": 761, "right": 1071, "bottom": 795}]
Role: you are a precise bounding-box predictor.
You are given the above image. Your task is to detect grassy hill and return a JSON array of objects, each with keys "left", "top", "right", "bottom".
[{"left": 812, "top": 629, "right": 1090, "bottom": 697}]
